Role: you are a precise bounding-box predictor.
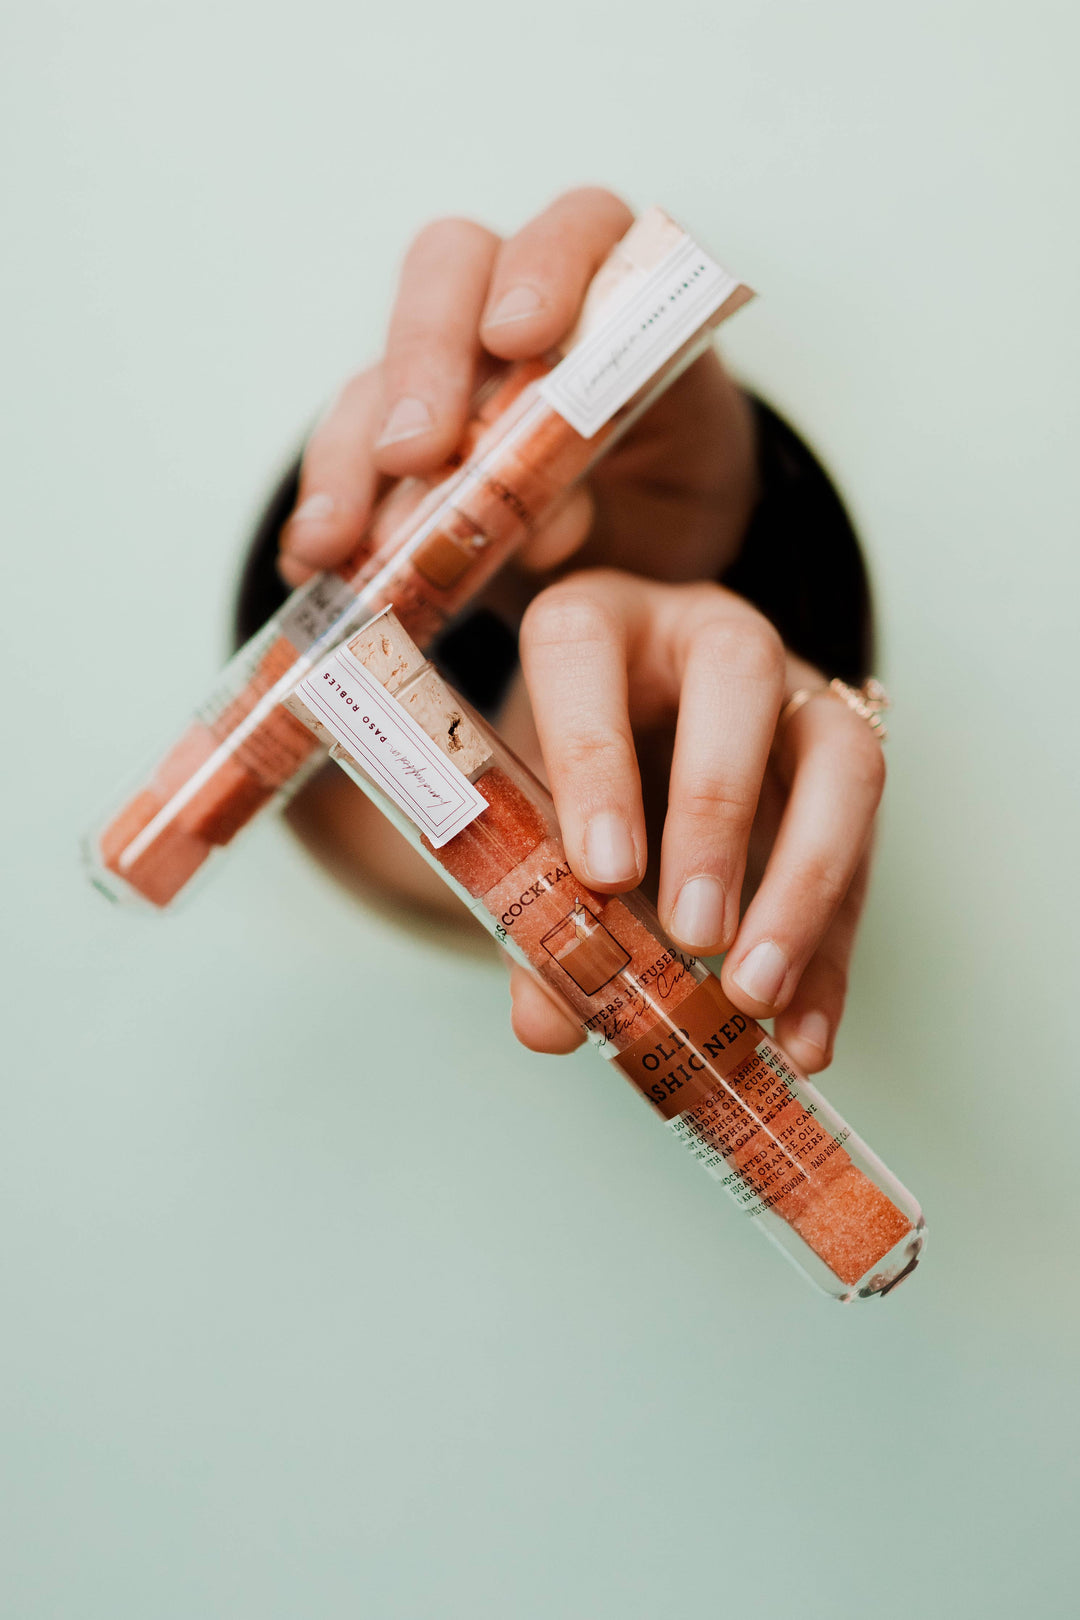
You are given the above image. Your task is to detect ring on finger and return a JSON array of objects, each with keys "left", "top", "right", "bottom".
[{"left": 779, "top": 678, "right": 890, "bottom": 742}]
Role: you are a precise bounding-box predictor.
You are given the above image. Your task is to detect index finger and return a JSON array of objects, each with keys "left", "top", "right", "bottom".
[
  {"left": 480, "top": 187, "right": 634, "bottom": 358},
  {"left": 518, "top": 571, "right": 647, "bottom": 892}
]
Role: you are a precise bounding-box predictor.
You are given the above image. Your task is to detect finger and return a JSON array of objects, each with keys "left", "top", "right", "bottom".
[
  {"left": 516, "top": 485, "right": 595, "bottom": 573},
  {"left": 518, "top": 574, "right": 646, "bottom": 892},
  {"left": 480, "top": 187, "right": 633, "bottom": 358},
  {"left": 658, "top": 604, "right": 786, "bottom": 955},
  {"left": 772, "top": 849, "right": 871, "bottom": 1073},
  {"left": 721, "top": 698, "right": 886, "bottom": 1018},
  {"left": 375, "top": 216, "right": 500, "bottom": 474},
  {"left": 279, "top": 368, "right": 385, "bottom": 575},
  {"left": 508, "top": 962, "right": 584, "bottom": 1054}
]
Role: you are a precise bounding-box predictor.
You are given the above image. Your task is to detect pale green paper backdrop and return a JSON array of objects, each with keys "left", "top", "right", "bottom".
[{"left": 2, "top": 2, "right": 1078, "bottom": 1615}]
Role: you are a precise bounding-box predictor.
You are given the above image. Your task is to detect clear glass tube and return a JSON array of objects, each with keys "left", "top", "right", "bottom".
[
  {"left": 286, "top": 614, "right": 926, "bottom": 1302},
  {"left": 85, "top": 211, "right": 752, "bottom": 910}
]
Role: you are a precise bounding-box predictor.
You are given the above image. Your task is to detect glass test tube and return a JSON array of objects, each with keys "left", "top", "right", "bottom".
[
  {"left": 284, "top": 611, "right": 926, "bottom": 1302},
  {"left": 87, "top": 209, "right": 753, "bottom": 910}
]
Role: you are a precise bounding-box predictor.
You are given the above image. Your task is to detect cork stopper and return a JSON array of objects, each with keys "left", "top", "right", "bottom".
[
  {"left": 281, "top": 608, "right": 433, "bottom": 750},
  {"left": 282, "top": 605, "right": 494, "bottom": 801},
  {"left": 394, "top": 669, "right": 490, "bottom": 777},
  {"left": 331, "top": 608, "right": 493, "bottom": 779},
  {"left": 346, "top": 612, "right": 428, "bottom": 693}
]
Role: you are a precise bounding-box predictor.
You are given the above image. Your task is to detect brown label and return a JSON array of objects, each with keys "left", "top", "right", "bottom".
[{"left": 615, "top": 977, "right": 763, "bottom": 1120}]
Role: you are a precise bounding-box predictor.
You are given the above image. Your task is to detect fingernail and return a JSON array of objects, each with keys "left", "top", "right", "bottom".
[
  {"left": 792, "top": 1010, "right": 830, "bottom": 1059},
  {"left": 376, "top": 396, "right": 434, "bottom": 447},
  {"left": 669, "top": 876, "right": 727, "bottom": 951},
  {"left": 731, "top": 940, "right": 788, "bottom": 1006},
  {"left": 485, "top": 285, "right": 545, "bottom": 327},
  {"left": 583, "top": 812, "right": 637, "bottom": 885}
]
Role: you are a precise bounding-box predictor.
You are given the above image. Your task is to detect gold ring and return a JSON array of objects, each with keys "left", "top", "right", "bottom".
[{"left": 778, "top": 678, "right": 890, "bottom": 742}]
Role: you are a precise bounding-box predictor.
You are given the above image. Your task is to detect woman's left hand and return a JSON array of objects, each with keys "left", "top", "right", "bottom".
[{"left": 503, "top": 569, "right": 885, "bottom": 1074}]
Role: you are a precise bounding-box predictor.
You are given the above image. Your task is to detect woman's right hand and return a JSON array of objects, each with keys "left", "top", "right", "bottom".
[{"left": 276, "top": 186, "right": 759, "bottom": 595}]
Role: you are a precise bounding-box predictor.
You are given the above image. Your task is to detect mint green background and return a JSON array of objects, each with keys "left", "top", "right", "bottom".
[{"left": 3, "top": 3, "right": 1078, "bottom": 1615}]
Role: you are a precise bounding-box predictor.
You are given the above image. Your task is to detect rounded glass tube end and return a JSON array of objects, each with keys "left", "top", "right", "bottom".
[{"left": 849, "top": 1214, "right": 927, "bottom": 1303}]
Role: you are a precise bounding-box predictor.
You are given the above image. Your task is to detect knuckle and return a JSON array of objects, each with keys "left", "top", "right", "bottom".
[
  {"left": 522, "top": 586, "right": 619, "bottom": 653},
  {"left": 676, "top": 776, "right": 756, "bottom": 830},
  {"left": 384, "top": 328, "right": 457, "bottom": 377},
  {"left": 409, "top": 214, "right": 493, "bottom": 261},
  {"left": 557, "top": 728, "right": 631, "bottom": 777},
  {"left": 792, "top": 851, "right": 851, "bottom": 917},
  {"left": 694, "top": 612, "right": 785, "bottom": 683},
  {"left": 382, "top": 335, "right": 470, "bottom": 405}
]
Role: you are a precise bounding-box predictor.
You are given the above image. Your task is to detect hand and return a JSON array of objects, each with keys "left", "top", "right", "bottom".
[
  {"left": 277, "top": 187, "right": 880, "bottom": 1076},
  {"left": 504, "top": 571, "right": 884, "bottom": 1077},
  {"left": 276, "top": 186, "right": 758, "bottom": 592}
]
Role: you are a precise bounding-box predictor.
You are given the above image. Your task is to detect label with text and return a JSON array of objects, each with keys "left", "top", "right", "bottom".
[
  {"left": 539, "top": 235, "right": 741, "bottom": 438},
  {"left": 296, "top": 645, "right": 486, "bottom": 847},
  {"left": 614, "top": 976, "right": 762, "bottom": 1120}
]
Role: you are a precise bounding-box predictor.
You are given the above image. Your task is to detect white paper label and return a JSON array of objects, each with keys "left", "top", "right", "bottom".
[
  {"left": 539, "top": 235, "right": 740, "bottom": 439},
  {"left": 296, "top": 645, "right": 487, "bottom": 847}
]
